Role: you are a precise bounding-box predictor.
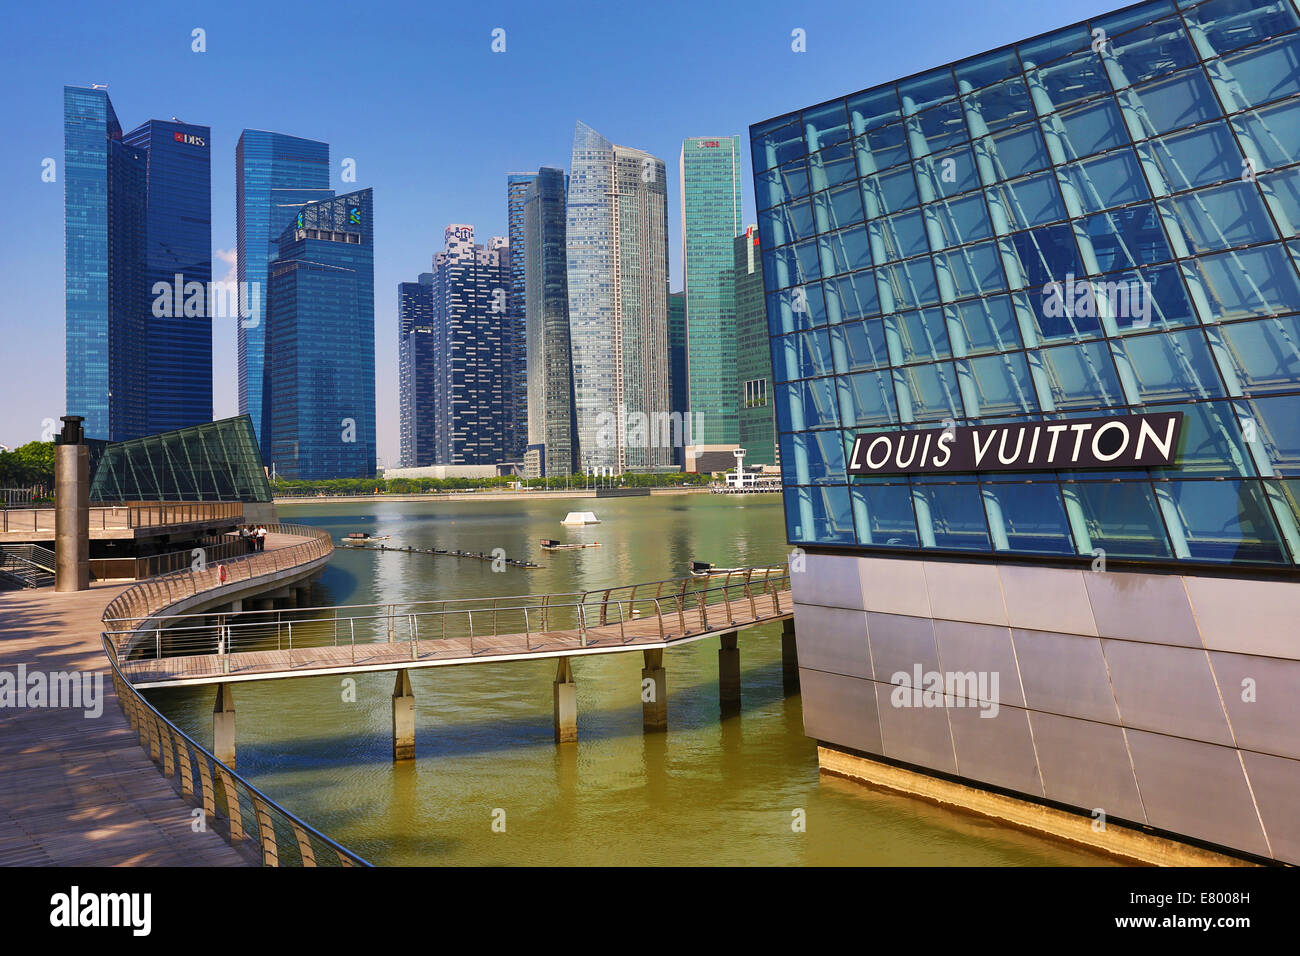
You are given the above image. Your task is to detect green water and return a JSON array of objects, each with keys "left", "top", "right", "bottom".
[{"left": 149, "top": 493, "right": 1113, "bottom": 866}]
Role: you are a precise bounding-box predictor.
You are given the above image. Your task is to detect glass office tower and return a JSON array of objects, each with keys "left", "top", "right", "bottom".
[
  {"left": 64, "top": 88, "right": 211, "bottom": 440},
  {"left": 236, "top": 131, "right": 332, "bottom": 457},
  {"left": 505, "top": 173, "right": 537, "bottom": 463},
  {"left": 734, "top": 228, "right": 777, "bottom": 465},
  {"left": 264, "top": 189, "right": 377, "bottom": 480},
  {"left": 752, "top": 0, "right": 1300, "bottom": 864},
  {"left": 398, "top": 274, "right": 435, "bottom": 467},
  {"left": 668, "top": 291, "right": 688, "bottom": 467},
  {"left": 681, "top": 135, "right": 743, "bottom": 446},
  {"left": 566, "top": 122, "right": 673, "bottom": 472},
  {"left": 523, "top": 168, "right": 579, "bottom": 476}
]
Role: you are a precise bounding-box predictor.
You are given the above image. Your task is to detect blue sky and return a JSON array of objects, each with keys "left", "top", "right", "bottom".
[{"left": 0, "top": 0, "right": 1108, "bottom": 462}]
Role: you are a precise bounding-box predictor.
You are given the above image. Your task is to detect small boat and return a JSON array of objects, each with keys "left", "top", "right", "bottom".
[
  {"left": 690, "top": 561, "right": 784, "bottom": 577},
  {"left": 541, "top": 538, "right": 602, "bottom": 551},
  {"left": 561, "top": 511, "right": 600, "bottom": 526},
  {"left": 341, "top": 532, "right": 390, "bottom": 546}
]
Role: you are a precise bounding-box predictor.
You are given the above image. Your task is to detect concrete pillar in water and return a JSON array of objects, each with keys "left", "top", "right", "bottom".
[
  {"left": 54, "top": 416, "right": 90, "bottom": 592},
  {"left": 294, "top": 585, "right": 312, "bottom": 607},
  {"left": 642, "top": 648, "right": 667, "bottom": 732},
  {"left": 719, "top": 632, "right": 741, "bottom": 713},
  {"left": 392, "top": 669, "right": 415, "bottom": 762},
  {"left": 213, "top": 684, "right": 236, "bottom": 768},
  {"left": 782, "top": 618, "right": 799, "bottom": 691},
  {"left": 553, "top": 657, "right": 577, "bottom": 743}
]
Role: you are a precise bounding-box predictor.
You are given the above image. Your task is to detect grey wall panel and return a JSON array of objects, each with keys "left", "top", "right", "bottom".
[
  {"left": 865, "top": 611, "right": 939, "bottom": 683},
  {"left": 1125, "top": 728, "right": 1271, "bottom": 859},
  {"left": 859, "top": 557, "right": 932, "bottom": 618},
  {"left": 923, "top": 561, "right": 1008, "bottom": 626},
  {"left": 874, "top": 681, "right": 959, "bottom": 774},
  {"left": 932, "top": 619, "right": 1026, "bottom": 708},
  {"left": 1184, "top": 575, "right": 1300, "bottom": 661},
  {"left": 1210, "top": 652, "right": 1300, "bottom": 761},
  {"left": 947, "top": 701, "right": 1045, "bottom": 797},
  {"left": 1101, "top": 641, "right": 1234, "bottom": 747},
  {"left": 1083, "top": 570, "right": 1200, "bottom": 647},
  {"left": 791, "top": 603, "right": 872, "bottom": 679},
  {"left": 1028, "top": 711, "right": 1147, "bottom": 824},
  {"left": 798, "top": 667, "right": 883, "bottom": 756},
  {"left": 792, "top": 552, "right": 868, "bottom": 610},
  {"left": 1011, "top": 629, "right": 1122, "bottom": 724},
  {"left": 1240, "top": 750, "right": 1300, "bottom": 865},
  {"left": 998, "top": 565, "right": 1098, "bottom": 636}
]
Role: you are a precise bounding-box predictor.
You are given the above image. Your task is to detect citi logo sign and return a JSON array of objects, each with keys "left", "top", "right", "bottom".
[{"left": 172, "top": 131, "right": 207, "bottom": 147}]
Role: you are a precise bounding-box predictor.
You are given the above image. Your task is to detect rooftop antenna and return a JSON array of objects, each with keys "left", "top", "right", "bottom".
[{"left": 91, "top": 83, "right": 108, "bottom": 89}]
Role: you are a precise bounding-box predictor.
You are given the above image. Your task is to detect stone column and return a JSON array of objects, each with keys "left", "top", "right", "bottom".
[
  {"left": 392, "top": 669, "right": 415, "bottom": 761},
  {"left": 719, "top": 632, "right": 741, "bottom": 713},
  {"left": 213, "top": 684, "right": 236, "bottom": 768},
  {"left": 54, "top": 416, "right": 89, "bottom": 592},
  {"left": 553, "top": 657, "right": 577, "bottom": 743},
  {"left": 782, "top": 618, "right": 800, "bottom": 691},
  {"left": 642, "top": 649, "right": 667, "bottom": 732}
]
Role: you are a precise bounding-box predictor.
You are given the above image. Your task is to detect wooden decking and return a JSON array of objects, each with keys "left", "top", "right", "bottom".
[
  {"left": 122, "top": 590, "right": 795, "bottom": 689},
  {"left": 0, "top": 582, "right": 246, "bottom": 866}
]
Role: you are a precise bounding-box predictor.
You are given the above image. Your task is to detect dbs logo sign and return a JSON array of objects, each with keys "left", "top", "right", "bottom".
[{"left": 173, "top": 131, "right": 207, "bottom": 147}]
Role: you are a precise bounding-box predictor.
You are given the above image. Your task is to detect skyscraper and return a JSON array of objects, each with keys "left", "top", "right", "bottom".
[
  {"left": 398, "top": 274, "right": 434, "bottom": 467},
  {"left": 523, "top": 167, "right": 578, "bottom": 477},
  {"left": 566, "top": 121, "right": 672, "bottom": 472},
  {"left": 64, "top": 87, "right": 212, "bottom": 440},
  {"left": 236, "top": 131, "right": 332, "bottom": 457},
  {"left": 264, "top": 189, "right": 376, "bottom": 480},
  {"left": 426, "top": 225, "right": 512, "bottom": 465},
  {"left": 505, "top": 173, "right": 537, "bottom": 463},
  {"left": 668, "top": 291, "right": 688, "bottom": 468},
  {"left": 680, "top": 135, "right": 743, "bottom": 446},
  {"left": 733, "top": 227, "right": 776, "bottom": 465}
]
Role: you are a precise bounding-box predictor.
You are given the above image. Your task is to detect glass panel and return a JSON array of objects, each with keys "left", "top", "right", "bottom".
[
  {"left": 870, "top": 210, "right": 929, "bottom": 263},
  {"left": 813, "top": 183, "right": 865, "bottom": 233},
  {"left": 755, "top": 159, "right": 811, "bottom": 209},
  {"left": 1243, "top": 393, "right": 1300, "bottom": 474},
  {"left": 819, "top": 224, "right": 871, "bottom": 277},
  {"left": 1217, "top": 313, "right": 1300, "bottom": 394},
  {"left": 911, "top": 482, "right": 991, "bottom": 550},
  {"left": 804, "top": 101, "right": 851, "bottom": 151},
  {"left": 776, "top": 376, "right": 840, "bottom": 432},
  {"left": 1183, "top": 0, "right": 1300, "bottom": 57},
  {"left": 1028, "top": 51, "right": 1112, "bottom": 110},
  {"left": 824, "top": 271, "right": 880, "bottom": 322},
  {"left": 981, "top": 481, "right": 1077, "bottom": 554},
  {"left": 1230, "top": 97, "right": 1300, "bottom": 170},
  {"left": 848, "top": 86, "right": 903, "bottom": 134},
  {"left": 1262, "top": 166, "right": 1300, "bottom": 237},
  {"left": 925, "top": 191, "right": 994, "bottom": 249},
  {"left": 893, "top": 361, "right": 964, "bottom": 420},
  {"left": 950, "top": 294, "right": 1023, "bottom": 354},
  {"left": 1121, "top": 67, "right": 1222, "bottom": 138},
  {"left": 989, "top": 171, "right": 1068, "bottom": 228},
  {"left": 1018, "top": 24, "right": 1092, "bottom": 69},
  {"left": 1078, "top": 203, "right": 1173, "bottom": 273},
  {"left": 914, "top": 99, "right": 970, "bottom": 154},
  {"left": 899, "top": 66, "right": 958, "bottom": 113},
  {"left": 1063, "top": 481, "right": 1173, "bottom": 558},
  {"left": 856, "top": 123, "right": 911, "bottom": 175},
  {"left": 773, "top": 328, "right": 834, "bottom": 382},
  {"left": 955, "top": 47, "right": 1022, "bottom": 92},
  {"left": 1113, "top": 327, "right": 1226, "bottom": 402},
  {"left": 784, "top": 484, "right": 855, "bottom": 544},
  {"left": 862, "top": 165, "right": 920, "bottom": 218},
  {"left": 963, "top": 78, "right": 1034, "bottom": 134},
  {"left": 1057, "top": 148, "right": 1150, "bottom": 213},
  {"left": 1006, "top": 224, "right": 1085, "bottom": 289},
  {"left": 876, "top": 256, "right": 940, "bottom": 310},
  {"left": 1050, "top": 96, "right": 1130, "bottom": 160},
  {"left": 962, "top": 352, "right": 1039, "bottom": 416},
  {"left": 1159, "top": 180, "right": 1280, "bottom": 254},
  {"left": 1165, "top": 479, "right": 1288, "bottom": 563},
  {"left": 885, "top": 308, "right": 951, "bottom": 363},
  {"left": 850, "top": 482, "right": 919, "bottom": 547},
  {"left": 1038, "top": 340, "right": 1124, "bottom": 408},
  {"left": 1093, "top": 0, "right": 1175, "bottom": 37},
  {"left": 779, "top": 429, "right": 847, "bottom": 484},
  {"left": 933, "top": 241, "right": 1007, "bottom": 300},
  {"left": 1148, "top": 400, "right": 1256, "bottom": 477},
  {"left": 914, "top": 145, "right": 981, "bottom": 201},
  {"left": 766, "top": 282, "right": 826, "bottom": 334},
  {"left": 980, "top": 123, "right": 1049, "bottom": 181},
  {"left": 1136, "top": 120, "right": 1242, "bottom": 195},
  {"left": 841, "top": 370, "right": 899, "bottom": 425},
  {"left": 758, "top": 198, "right": 814, "bottom": 247},
  {"left": 1214, "top": 33, "right": 1300, "bottom": 110},
  {"left": 1106, "top": 15, "right": 1199, "bottom": 88},
  {"left": 808, "top": 140, "right": 858, "bottom": 193},
  {"left": 837, "top": 318, "right": 890, "bottom": 370},
  {"left": 751, "top": 120, "right": 805, "bottom": 173},
  {"left": 1183, "top": 244, "right": 1300, "bottom": 323}
]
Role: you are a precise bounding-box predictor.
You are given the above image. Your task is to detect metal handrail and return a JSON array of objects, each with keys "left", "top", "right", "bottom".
[{"left": 101, "top": 635, "right": 369, "bottom": 868}]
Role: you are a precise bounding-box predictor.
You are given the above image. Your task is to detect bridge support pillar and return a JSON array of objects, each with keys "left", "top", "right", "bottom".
[
  {"left": 213, "top": 684, "right": 236, "bottom": 768},
  {"left": 641, "top": 649, "right": 667, "bottom": 732},
  {"left": 782, "top": 618, "right": 799, "bottom": 691},
  {"left": 294, "top": 585, "right": 311, "bottom": 607},
  {"left": 719, "top": 632, "right": 740, "bottom": 713},
  {"left": 553, "top": 658, "right": 577, "bottom": 744},
  {"left": 392, "top": 669, "right": 415, "bottom": 762}
]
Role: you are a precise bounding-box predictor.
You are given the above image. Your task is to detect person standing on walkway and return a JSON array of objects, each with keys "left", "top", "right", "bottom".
[{"left": 256, "top": 525, "right": 267, "bottom": 552}]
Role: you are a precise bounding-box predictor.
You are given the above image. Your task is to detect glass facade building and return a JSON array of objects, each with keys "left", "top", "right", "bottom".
[
  {"left": 398, "top": 274, "right": 435, "bottom": 467},
  {"left": 752, "top": 0, "right": 1300, "bottom": 570},
  {"left": 681, "top": 136, "right": 744, "bottom": 446},
  {"left": 236, "top": 131, "right": 333, "bottom": 458},
  {"left": 265, "top": 189, "right": 377, "bottom": 480},
  {"left": 88, "top": 415, "right": 272, "bottom": 503},
  {"left": 505, "top": 174, "right": 537, "bottom": 463},
  {"left": 64, "top": 88, "right": 212, "bottom": 440},
  {"left": 735, "top": 228, "right": 778, "bottom": 465},
  {"left": 566, "top": 122, "right": 673, "bottom": 473},
  {"left": 668, "top": 291, "right": 688, "bottom": 467},
  {"left": 523, "top": 168, "right": 580, "bottom": 476}
]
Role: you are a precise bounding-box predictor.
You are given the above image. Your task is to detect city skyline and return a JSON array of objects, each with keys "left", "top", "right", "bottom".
[{"left": 1, "top": 0, "right": 1115, "bottom": 460}]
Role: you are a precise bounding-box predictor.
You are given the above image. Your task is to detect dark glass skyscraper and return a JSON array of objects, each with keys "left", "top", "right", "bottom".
[
  {"left": 734, "top": 227, "right": 776, "bottom": 465},
  {"left": 523, "top": 167, "right": 579, "bottom": 476},
  {"left": 505, "top": 173, "right": 537, "bottom": 463},
  {"left": 264, "top": 189, "right": 376, "bottom": 480},
  {"left": 668, "top": 291, "right": 688, "bottom": 467},
  {"left": 398, "top": 274, "right": 435, "bottom": 467},
  {"left": 64, "top": 87, "right": 211, "bottom": 439},
  {"left": 236, "top": 131, "right": 333, "bottom": 457}
]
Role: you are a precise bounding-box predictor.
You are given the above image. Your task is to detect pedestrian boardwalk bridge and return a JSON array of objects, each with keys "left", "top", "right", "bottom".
[{"left": 106, "top": 567, "right": 797, "bottom": 760}]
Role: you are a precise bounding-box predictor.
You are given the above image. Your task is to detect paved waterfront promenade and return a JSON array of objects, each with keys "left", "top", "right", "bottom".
[{"left": 0, "top": 581, "right": 246, "bottom": 866}]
